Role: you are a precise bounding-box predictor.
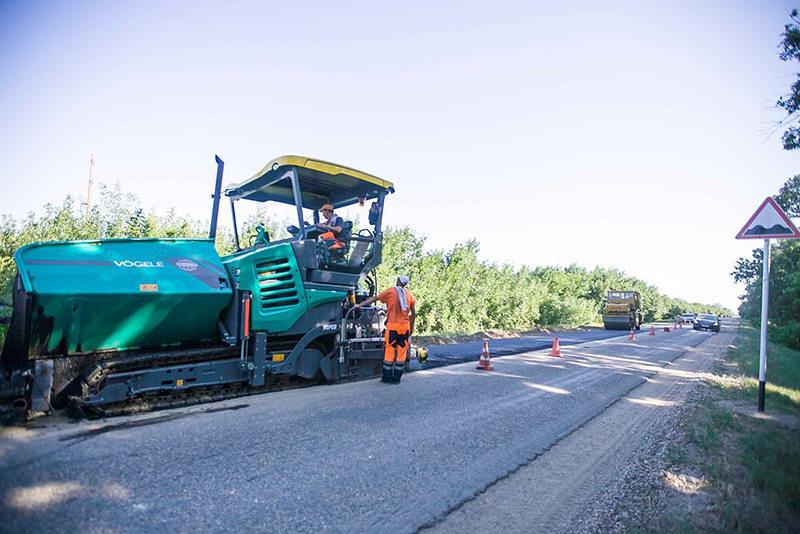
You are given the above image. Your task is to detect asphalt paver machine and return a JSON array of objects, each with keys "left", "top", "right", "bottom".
[{"left": 0, "top": 156, "right": 395, "bottom": 417}]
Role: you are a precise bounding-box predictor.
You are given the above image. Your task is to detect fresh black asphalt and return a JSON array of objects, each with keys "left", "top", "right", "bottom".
[{"left": 410, "top": 327, "right": 634, "bottom": 370}]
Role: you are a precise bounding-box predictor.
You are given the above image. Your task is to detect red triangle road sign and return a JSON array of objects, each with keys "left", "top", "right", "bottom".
[{"left": 736, "top": 197, "right": 800, "bottom": 239}]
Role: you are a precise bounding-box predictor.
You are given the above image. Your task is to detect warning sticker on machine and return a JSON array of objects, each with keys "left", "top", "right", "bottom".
[
  {"left": 139, "top": 284, "right": 159, "bottom": 292},
  {"left": 272, "top": 353, "right": 285, "bottom": 362}
]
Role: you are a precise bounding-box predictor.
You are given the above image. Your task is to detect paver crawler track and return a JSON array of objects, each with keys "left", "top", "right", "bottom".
[{"left": 68, "top": 344, "right": 317, "bottom": 419}]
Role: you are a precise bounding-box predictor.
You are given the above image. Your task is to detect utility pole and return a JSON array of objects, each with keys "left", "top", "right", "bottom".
[{"left": 85, "top": 153, "right": 95, "bottom": 221}]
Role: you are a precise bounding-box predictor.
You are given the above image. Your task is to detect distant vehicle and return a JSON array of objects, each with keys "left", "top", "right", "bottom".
[
  {"left": 603, "top": 291, "right": 643, "bottom": 330},
  {"left": 681, "top": 313, "right": 696, "bottom": 324},
  {"left": 693, "top": 314, "right": 721, "bottom": 332}
]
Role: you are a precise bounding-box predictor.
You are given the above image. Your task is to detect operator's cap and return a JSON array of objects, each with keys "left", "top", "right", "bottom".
[
  {"left": 319, "top": 203, "right": 334, "bottom": 212},
  {"left": 397, "top": 275, "right": 410, "bottom": 286}
]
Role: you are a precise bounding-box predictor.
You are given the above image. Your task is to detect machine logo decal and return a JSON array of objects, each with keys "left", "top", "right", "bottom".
[
  {"left": 162, "top": 257, "right": 226, "bottom": 289},
  {"left": 176, "top": 259, "right": 199, "bottom": 272},
  {"left": 114, "top": 260, "right": 165, "bottom": 268}
]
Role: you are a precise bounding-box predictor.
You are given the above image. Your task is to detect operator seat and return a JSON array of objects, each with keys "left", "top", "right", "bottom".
[{"left": 329, "top": 220, "right": 353, "bottom": 263}]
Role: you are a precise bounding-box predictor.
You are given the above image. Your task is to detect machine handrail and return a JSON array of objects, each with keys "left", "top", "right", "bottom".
[{"left": 341, "top": 305, "right": 378, "bottom": 344}]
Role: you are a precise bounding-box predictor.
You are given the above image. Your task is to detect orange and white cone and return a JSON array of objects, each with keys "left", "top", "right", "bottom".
[
  {"left": 649, "top": 326, "right": 655, "bottom": 336},
  {"left": 476, "top": 340, "right": 494, "bottom": 371},
  {"left": 628, "top": 328, "right": 635, "bottom": 340},
  {"left": 550, "top": 337, "right": 561, "bottom": 357}
]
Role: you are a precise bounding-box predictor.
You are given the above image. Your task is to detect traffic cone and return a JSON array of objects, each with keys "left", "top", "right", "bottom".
[
  {"left": 628, "top": 328, "right": 635, "bottom": 340},
  {"left": 663, "top": 326, "right": 671, "bottom": 332},
  {"left": 550, "top": 337, "right": 561, "bottom": 357},
  {"left": 649, "top": 326, "right": 655, "bottom": 336},
  {"left": 476, "top": 340, "right": 494, "bottom": 371}
]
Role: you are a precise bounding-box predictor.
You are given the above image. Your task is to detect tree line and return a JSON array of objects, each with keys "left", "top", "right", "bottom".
[
  {"left": 0, "top": 183, "right": 732, "bottom": 345},
  {"left": 377, "top": 227, "right": 731, "bottom": 334}
]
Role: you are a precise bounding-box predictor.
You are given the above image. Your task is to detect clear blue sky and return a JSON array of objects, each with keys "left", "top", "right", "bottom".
[{"left": 1, "top": 0, "right": 798, "bottom": 311}]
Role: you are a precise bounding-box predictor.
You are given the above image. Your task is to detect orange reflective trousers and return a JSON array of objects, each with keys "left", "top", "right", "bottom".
[
  {"left": 320, "top": 231, "right": 345, "bottom": 250},
  {"left": 383, "top": 324, "right": 410, "bottom": 383}
]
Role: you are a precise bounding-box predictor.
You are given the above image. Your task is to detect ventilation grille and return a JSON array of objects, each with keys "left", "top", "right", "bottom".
[{"left": 256, "top": 258, "right": 299, "bottom": 309}]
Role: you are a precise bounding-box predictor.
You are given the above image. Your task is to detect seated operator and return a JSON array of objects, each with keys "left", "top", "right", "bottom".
[{"left": 318, "top": 204, "right": 347, "bottom": 254}]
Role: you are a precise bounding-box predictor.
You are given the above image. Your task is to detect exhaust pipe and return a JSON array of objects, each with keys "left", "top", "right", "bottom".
[{"left": 208, "top": 155, "right": 225, "bottom": 239}]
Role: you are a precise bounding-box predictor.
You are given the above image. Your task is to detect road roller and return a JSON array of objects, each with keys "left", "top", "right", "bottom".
[{"left": 602, "top": 290, "right": 643, "bottom": 330}]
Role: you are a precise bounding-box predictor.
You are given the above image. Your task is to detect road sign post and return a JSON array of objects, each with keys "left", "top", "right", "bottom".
[
  {"left": 758, "top": 238, "right": 770, "bottom": 411},
  {"left": 736, "top": 197, "right": 800, "bottom": 412}
]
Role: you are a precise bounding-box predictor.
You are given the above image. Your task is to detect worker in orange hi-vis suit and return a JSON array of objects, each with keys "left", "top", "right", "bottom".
[
  {"left": 354, "top": 275, "right": 416, "bottom": 384},
  {"left": 317, "top": 203, "right": 345, "bottom": 250}
]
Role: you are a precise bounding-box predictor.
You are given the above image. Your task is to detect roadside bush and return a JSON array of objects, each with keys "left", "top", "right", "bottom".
[
  {"left": 774, "top": 321, "right": 800, "bottom": 351},
  {"left": 538, "top": 295, "right": 597, "bottom": 327}
]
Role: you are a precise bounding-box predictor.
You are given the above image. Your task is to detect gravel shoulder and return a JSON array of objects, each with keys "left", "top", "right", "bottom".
[{"left": 424, "top": 324, "right": 733, "bottom": 533}]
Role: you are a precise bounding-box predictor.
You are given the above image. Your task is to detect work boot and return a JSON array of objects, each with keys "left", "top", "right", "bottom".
[
  {"left": 381, "top": 368, "right": 392, "bottom": 383},
  {"left": 391, "top": 368, "right": 403, "bottom": 384}
]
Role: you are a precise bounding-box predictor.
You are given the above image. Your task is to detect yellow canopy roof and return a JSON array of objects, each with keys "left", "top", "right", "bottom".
[{"left": 224, "top": 156, "right": 394, "bottom": 209}]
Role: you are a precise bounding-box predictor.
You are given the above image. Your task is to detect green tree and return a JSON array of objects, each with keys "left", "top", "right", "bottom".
[
  {"left": 237, "top": 205, "right": 290, "bottom": 250},
  {"left": 775, "top": 174, "right": 800, "bottom": 217},
  {"left": 777, "top": 10, "right": 800, "bottom": 150},
  {"left": 735, "top": 241, "right": 800, "bottom": 349},
  {"left": 732, "top": 174, "right": 800, "bottom": 348}
]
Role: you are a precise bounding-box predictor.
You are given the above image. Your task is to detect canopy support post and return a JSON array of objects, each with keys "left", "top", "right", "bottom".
[
  {"left": 289, "top": 168, "right": 305, "bottom": 232},
  {"left": 230, "top": 198, "right": 240, "bottom": 251}
]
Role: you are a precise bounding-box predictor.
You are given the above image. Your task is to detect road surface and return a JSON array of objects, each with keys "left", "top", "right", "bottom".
[
  {"left": 426, "top": 323, "right": 733, "bottom": 532},
  {"left": 0, "top": 323, "right": 727, "bottom": 533},
  {"left": 411, "top": 327, "right": 631, "bottom": 370}
]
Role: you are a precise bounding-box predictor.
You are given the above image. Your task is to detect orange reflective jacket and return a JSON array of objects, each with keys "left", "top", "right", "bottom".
[{"left": 377, "top": 287, "right": 415, "bottom": 329}]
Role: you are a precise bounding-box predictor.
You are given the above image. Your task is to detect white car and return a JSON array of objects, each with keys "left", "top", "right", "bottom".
[{"left": 680, "top": 313, "right": 697, "bottom": 324}]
